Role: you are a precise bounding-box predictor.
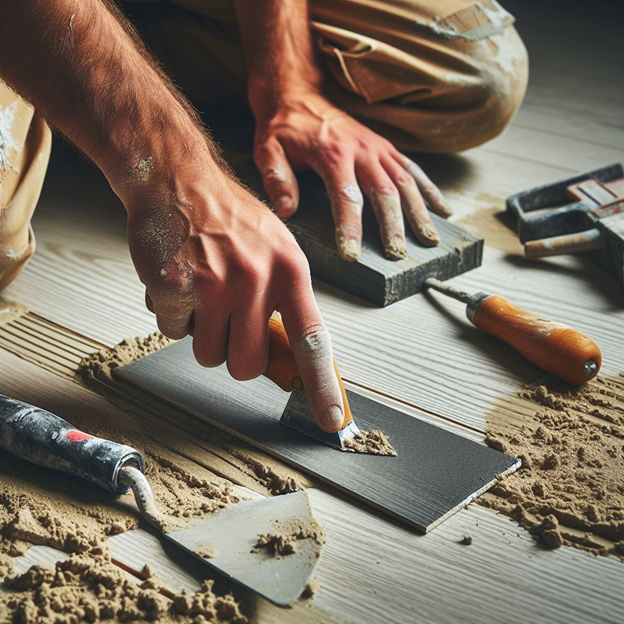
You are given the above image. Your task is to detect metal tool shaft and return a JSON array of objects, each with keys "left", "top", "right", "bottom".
[{"left": 424, "top": 278, "right": 474, "bottom": 304}]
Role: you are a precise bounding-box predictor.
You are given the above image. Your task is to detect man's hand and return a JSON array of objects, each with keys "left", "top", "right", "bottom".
[
  {"left": 253, "top": 91, "right": 452, "bottom": 261},
  {"left": 0, "top": 0, "right": 346, "bottom": 433},
  {"left": 234, "top": 0, "right": 452, "bottom": 262},
  {"left": 123, "top": 148, "right": 345, "bottom": 433}
]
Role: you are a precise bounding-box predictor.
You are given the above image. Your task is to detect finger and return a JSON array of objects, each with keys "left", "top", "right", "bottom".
[
  {"left": 254, "top": 138, "right": 300, "bottom": 218},
  {"left": 356, "top": 163, "right": 406, "bottom": 260},
  {"left": 383, "top": 156, "right": 440, "bottom": 247},
  {"left": 192, "top": 307, "right": 231, "bottom": 368},
  {"left": 149, "top": 289, "right": 195, "bottom": 340},
  {"left": 278, "top": 270, "right": 345, "bottom": 433},
  {"left": 227, "top": 298, "right": 271, "bottom": 381},
  {"left": 313, "top": 159, "right": 363, "bottom": 262},
  {"left": 395, "top": 154, "right": 452, "bottom": 218}
]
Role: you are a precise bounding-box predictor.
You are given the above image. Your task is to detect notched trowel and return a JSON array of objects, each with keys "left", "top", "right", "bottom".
[
  {"left": 0, "top": 395, "right": 322, "bottom": 606},
  {"left": 263, "top": 316, "right": 360, "bottom": 450}
]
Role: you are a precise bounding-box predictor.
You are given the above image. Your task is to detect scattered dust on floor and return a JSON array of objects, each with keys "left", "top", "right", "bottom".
[
  {"left": 454, "top": 190, "right": 523, "bottom": 255},
  {"left": 300, "top": 579, "right": 321, "bottom": 600},
  {"left": 253, "top": 516, "right": 326, "bottom": 558},
  {"left": 1, "top": 544, "right": 247, "bottom": 624},
  {"left": 79, "top": 332, "right": 172, "bottom": 384},
  {"left": 343, "top": 429, "right": 397, "bottom": 456},
  {"left": 481, "top": 375, "right": 624, "bottom": 558}
]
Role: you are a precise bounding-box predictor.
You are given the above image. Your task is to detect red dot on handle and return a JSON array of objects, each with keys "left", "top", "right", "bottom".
[{"left": 67, "top": 430, "right": 93, "bottom": 442}]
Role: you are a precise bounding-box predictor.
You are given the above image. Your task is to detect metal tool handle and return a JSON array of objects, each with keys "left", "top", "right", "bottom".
[
  {"left": 469, "top": 296, "right": 602, "bottom": 384},
  {"left": 0, "top": 395, "right": 144, "bottom": 493}
]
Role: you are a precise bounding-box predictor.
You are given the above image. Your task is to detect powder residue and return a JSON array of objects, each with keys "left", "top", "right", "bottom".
[
  {"left": 80, "top": 332, "right": 172, "bottom": 384},
  {"left": 252, "top": 517, "right": 326, "bottom": 558},
  {"left": 481, "top": 375, "right": 624, "bottom": 558},
  {"left": 2, "top": 545, "right": 247, "bottom": 624},
  {"left": 195, "top": 542, "right": 218, "bottom": 559},
  {"left": 228, "top": 448, "right": 312, "bottom": 495},
  {"left": 0, "top": 102, "right": 22, "bottom": 172},
  {"left": 344, "top": 429, "right": 397, "bottom": 456}
]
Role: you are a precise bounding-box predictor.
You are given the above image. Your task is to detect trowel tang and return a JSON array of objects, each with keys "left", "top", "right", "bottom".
[{"left": 0, "top": 394, "right": 144, "bottom": 493}]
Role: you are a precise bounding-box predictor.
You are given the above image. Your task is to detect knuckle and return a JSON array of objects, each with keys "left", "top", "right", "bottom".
[
  {"left": 318, "top": 140, "right": 348, "bottom": 162},
  {"left": 394, "top": 172, "right": 415, "bottom": 187},
  {"left": 193, "top": 338, "right": 226, "bottom": 369},
  {"left": 227, "top": 355, "right": 267, "bottom": 382},
  {"left": 375, "top": 184, "right": 398, "bottom": 198}
]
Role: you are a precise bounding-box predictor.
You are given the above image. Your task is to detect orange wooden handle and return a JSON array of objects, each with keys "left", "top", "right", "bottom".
[
  {"left": 473, "top": 295, "right": 602, "bottom": 385},
  {"left": 264, "top": 317, "right": 353, "bottom": 427}
]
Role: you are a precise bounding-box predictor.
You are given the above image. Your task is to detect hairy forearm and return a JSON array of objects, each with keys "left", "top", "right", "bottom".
[
  {"left": 0, "top": 0, "right": 213, "bottom": 189},
  {"left": 234, "top": 0, "right": 323, "bottom": 117}
]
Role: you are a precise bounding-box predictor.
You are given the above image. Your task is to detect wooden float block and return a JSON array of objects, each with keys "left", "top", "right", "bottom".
[
  {"left": 117, "top": 338, "right": 519, "bottom": 533},
  {"left": 288, "top": 171, "right": 485, "bottom": 307}
]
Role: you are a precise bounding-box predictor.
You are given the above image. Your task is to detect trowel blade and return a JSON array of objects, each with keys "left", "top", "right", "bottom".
[
  {"left": 280, "top": 390, "right": 360, "bottom": 450},
  {"left": 164, "top": 490, "right": 321, "bottom": 606}
]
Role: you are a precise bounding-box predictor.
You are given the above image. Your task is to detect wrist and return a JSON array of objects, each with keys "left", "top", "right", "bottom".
[
  {"left": 249, "top": 78, "right": 324, "bottom": 121},
  {"left": 102, "top": 116, "right": 223, "bottom": 209}
]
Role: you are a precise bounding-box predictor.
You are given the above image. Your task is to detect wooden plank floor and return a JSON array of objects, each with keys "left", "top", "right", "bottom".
[{"left": 2, "top": 2, "right": 623, "bottom": 622}]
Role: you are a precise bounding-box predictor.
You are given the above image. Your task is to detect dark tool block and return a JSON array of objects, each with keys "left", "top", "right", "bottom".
[
  {"left": 288, "top": 172, "right": 485, "bottom": 307},
  {"left": 117, "top": 339, "right": 519, "bottom": 533}
]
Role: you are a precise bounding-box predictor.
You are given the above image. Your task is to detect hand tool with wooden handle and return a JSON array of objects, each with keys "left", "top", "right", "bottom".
[
  {"left": 424, "top": 278, "right": 602, "bottom": 384},
  {"left": 0, "top": 395, "right": 323, "bottom": 605},
  {"left": 262, "top": 315, "right": 360, "bottom": 450}
]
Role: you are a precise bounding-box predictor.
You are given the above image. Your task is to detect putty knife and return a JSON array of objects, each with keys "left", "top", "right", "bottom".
[
  {"left": 263, "top": 316, "right": 360, "bottom": 450},
  {"left": 0, "top": 395, "right": 322, "bottom": 605}
]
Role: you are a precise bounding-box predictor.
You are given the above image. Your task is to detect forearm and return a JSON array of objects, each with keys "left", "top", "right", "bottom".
[
  {"left": 233, "top": 0, "right": 323, "bottom": 118},
  {"left": 0, "top": 0, "right": 215, "bottom": 191}
]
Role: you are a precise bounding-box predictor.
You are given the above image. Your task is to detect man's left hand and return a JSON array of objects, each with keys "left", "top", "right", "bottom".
[{"left": 253, "top": 92, "right": 452, "bottom": 261}]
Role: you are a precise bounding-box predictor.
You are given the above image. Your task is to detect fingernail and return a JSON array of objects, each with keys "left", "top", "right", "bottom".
[
  {"left": 384, "top": 236, "right": 407, "bottom": 260},
  {"left": 440, "top": 202, "right": 453, "bottom": 218},
  {"left": 274, "top": 196, "right": 295, "bottom": 217},
  {"left": 321, "top": 405, "right": 344, "bottom": 433},
  {"left": 418, "top": 223, "right": 440, "bottom": 246},
  {"left": 338, "top": 238, "right": 361, "bottom": 262}
]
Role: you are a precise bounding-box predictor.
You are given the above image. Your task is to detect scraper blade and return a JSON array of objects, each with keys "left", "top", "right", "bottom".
[{"left": 164, "top": 491, "right": 322, "bottom": 606}]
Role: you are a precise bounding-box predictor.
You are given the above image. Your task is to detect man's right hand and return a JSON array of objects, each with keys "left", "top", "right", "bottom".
[
  {"left": 0, "top": 0, "right": 345, "bottom": 433},
  {"left": 122, "top": 140, "right": 346, "bottom": 433}
]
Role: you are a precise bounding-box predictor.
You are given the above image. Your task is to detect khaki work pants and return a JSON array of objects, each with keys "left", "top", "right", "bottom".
[{"left": 0, "top": 0, "right": 527, "bottom": 291}]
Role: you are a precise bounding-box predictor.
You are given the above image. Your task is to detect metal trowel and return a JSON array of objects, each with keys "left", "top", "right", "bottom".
[{"left": 0, "top": 395, "right": 322, "bottom": 605}]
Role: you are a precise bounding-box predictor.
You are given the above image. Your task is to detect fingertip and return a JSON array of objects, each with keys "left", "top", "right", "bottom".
[
  {"left": 337, "top": 237, "right": 361, "bottom": 262},
  {"left": 435, "top": 201, "right": 453, "bottom": 219},
  {"left": 384, "top": 235, "right": 407, "bottom": 260},
  {"left": 416, "top": 222, "right": 440, "bottom": 247},
  {"left": 274, "top": 195, "right": 297, "bottom": 218},
  {"left": 317, "top": 404, "right": 345, "bottom": 433}
]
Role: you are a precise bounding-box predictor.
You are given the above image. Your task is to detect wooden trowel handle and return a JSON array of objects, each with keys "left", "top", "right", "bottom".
[
  {"left": 472, "top": 295, "right": 602, "bottom": 385},
  {"left": 264, "top": 317, "right": 353, "bottom": 426}
]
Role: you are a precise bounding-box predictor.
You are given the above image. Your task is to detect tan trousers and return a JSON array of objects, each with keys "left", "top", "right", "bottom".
[{"left": 0, "top": 0, "right": 527, "bottom": 291}]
